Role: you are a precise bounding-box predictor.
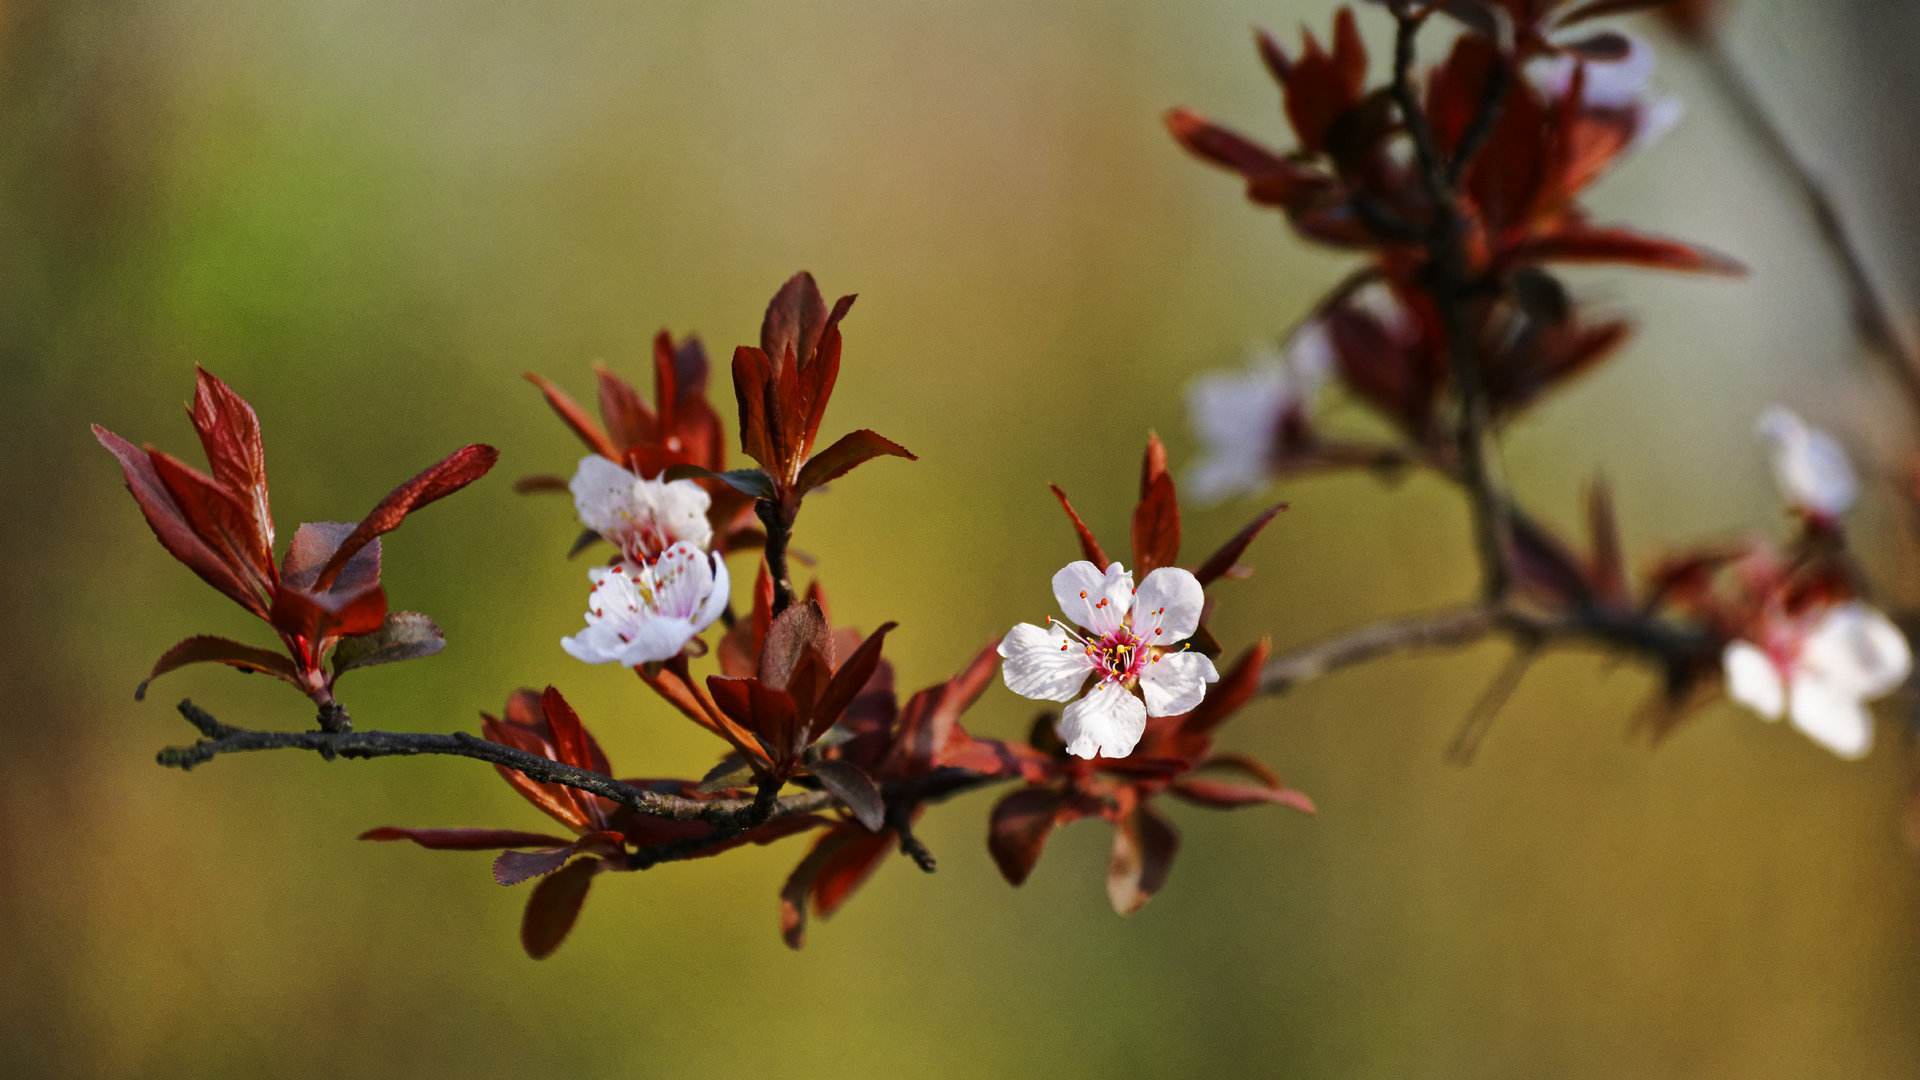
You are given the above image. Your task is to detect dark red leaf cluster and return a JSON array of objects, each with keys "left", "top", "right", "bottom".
[
  {"left": 363, "top": 687, "right": 825, "bottom": 958},
  {"left": 95, "top": 369, "right": 496, "bottom": 706},
  {"left": 1168, "top": 5, "right": 1740, "bottom": 441}
]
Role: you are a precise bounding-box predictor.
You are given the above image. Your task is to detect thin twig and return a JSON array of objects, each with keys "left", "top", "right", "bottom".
[{"left": 1697, "top": 34, "right": 1920, "bottom": 410}]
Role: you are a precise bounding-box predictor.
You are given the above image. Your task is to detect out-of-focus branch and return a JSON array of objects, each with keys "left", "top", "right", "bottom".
[
  {"left": 1386, "top": 3, "right": 1516, "bottom": 600},
  {"left": 1696, "top": 35, "right": 1920, "bottom": 410},
  {"left": 1258, "top": 602, "right": 1712, "bottom": 697}
]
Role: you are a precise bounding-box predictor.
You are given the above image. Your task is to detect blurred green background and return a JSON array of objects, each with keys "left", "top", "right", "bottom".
[{"left": 4, "top": 2, "right": 1919, "bottom": 1076}]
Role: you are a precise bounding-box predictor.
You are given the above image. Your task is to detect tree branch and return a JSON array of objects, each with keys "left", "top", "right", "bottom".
[
  {"left": 1697, "top": 34, "right": 1920, "bottom": 411},
  {"left": 1386, "top": 3, "right": 1516, "bottom": 600}
]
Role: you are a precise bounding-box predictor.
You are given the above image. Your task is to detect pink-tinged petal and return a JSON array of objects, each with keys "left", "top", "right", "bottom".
[
  {"left": 1138, "top": 649, "right": 1219, "bottom": 718},
  {"left": 1052, "top": 560, "right": 1134, "bottom": 636},
  {"left": 1786, "top": 677, "right": 1874, "bottom": 761},
  {"left": 1757, "top": 407, "right": 1857, "bottom": 519},
  {"left": 1723, "top": 641, "right": 1785, "bottom": 721},
  {"left": 1058, "top": 682, "right": 1147, "bottom": 760},
  {"left": 1800, "top": 603, "right": 1912, "bottom": 700},
  {"left": 1133, "top": 566, "right": 1205, "bottom": 644},
  {"left": 998, "top": 622, "right": 1094, "bottom": 703}
]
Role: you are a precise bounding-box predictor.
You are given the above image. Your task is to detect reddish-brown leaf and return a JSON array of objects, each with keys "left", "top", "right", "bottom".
[
  {"left": 1171, "top": 775, "right": 1316, "bottom": 814},
  {"left": 759, "top": 601, "right": 833, "bottom": 690},
  {"left": 187, "top": 368, "right": 275, "bottom": 574},
  {"left": 885, "top": 641, "right": 1000, "bottom": 776},
  {"left": 520, "top": 857, "right": 599, "bottom": 959},
  {"left": 1177, "top": 639, "right": 1272, "bottom": 738},
  {"left": 539, "top": 686, "right": 612, "bottom": 777},
  {"left": 812, "top": 622, "right": 897, "bottom": 735},
  {"left": 94, "top": 424, "right": 265, "bottom": 616},
  {"left": 358, "top": 826, "right": 575, "bottom": 850},
  {"left": 314, "top": 444, "right": 498, "bottom": 590},
  {"left": 1049, "top": 484, "right": 1109, "bottom": 568},
  {"left": 1192, "top": 502, "right": 1287, "bottom": 587},
  {"left": 147, "top": 448, "right": 276, "bottom": 596},
  {"left": 809, "top": 758, "right": 886, "bottom": 832},
  {"left": 526, "top": 372, "right": 618, "bottom": 459},
  {"left": 593, "top": 365, "right": 656, "bottom": 454},
  {"left": 1131, "top": 472, "right": 1181, "bottom": 574},
  {"left": 795, "top": 428, "right": 916, "bottom": 496},
  {"left": 135, "top": 635, "right": 304, "bottom": 700},
  {"left": 779, "top": 824, "right": 869, "bottom": 950},
  {"left": 1510, "top": 226, "right": 1746, "bottom": 275},
  {"left": 730, "top": 345, "right": 779, "bottom": 470},
  {"left": 1106, "top": 806, "right": 1178, "bottom": 916},
  {"left": 988, "top": 787, "right": 1073, "bottom": 886}
]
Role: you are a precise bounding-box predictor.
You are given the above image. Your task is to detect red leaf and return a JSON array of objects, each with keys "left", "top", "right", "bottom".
[
  {"left": 187, "top": 368, "right": 274, "bottom": 576},
  {"left": 358, "top": 826, "right": 575, "bottom": 850},
  {"left": 758, "top": 601, "right": 833, "bottom": 690},
  {"left": 1191, "top": 502, "right": 1287, "bottom": 587},
  {"left": 493, "top": 846, "right": 577, "bottom": 886},
  {"left": 1510, "top": 226, "right": 1746, "bottom": 275},
  {"left": 730, "top": 345, "right": 779, "bottom": 471},
  {"left": 1131, "top": 472, "right": 1181, "bottom": 574},
  {"left": 795, "top": 428, "right": 916, "bottom": 496},
  {"left": 520, "top": 857, "right": 599, "bottom": 959},
  {"left": 1170, "top": 777, "right": 1317, "bottom": 814},
  {"left": 988, "top": 787, "right": 1072, "bottom": 886},
  {"left": 761, "top": 271, "right": 831, "bottom": 369},
  {"left": 1586, "top": 478, "right": 1629, "bottom": 606},
  {"left": 1163, "top": 108, "right": 1332, "bottom": 209},
  {"left": 1177, "top": 639, "right": 1272, "bottom": 738},
  {"left": 1049, "top": 484, "right": 1109, "bottom": 568},
  {"left": 94, "top": 424, "right": 264, "bottom": 616},
  {"left": 539, "top": 686, "right": 612, "bottom": 777},
  {"left": 135, "top": 635, "right": 303, "bottom": 700},
  {"left": 1106, "top": 806, "right": 1178, "bottom": 916},
  {"left": 812, "top": 622, "right": 896, "bottom": 736},
  {"left": 779, "top": 824, "right": 873, "bottom": 950},
  {"left": 147, "top": 448, "right": 276, "bottom": 596},
  {"left": 809, "top": 758, "right": 886, "bottom": 832},
  {"left": 593, "top": 365, "right": 656, "bottom": 455},
  {"left": 886, "top": 641, "right": 1000, "bottom": 776},
  {"left": 314, "top": 444, "right": 498, "bottom": 590},
  {"left": 525, "top": 372, "right": 618, "bottom": 460}
]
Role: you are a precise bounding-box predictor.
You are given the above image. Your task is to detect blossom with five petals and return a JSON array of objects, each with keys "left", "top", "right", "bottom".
[
  {"left": 999, "top": 561, "right": 1219, "bottom": 759},
  {"left": 1722, "top": 601, "right": 1911, "bottom": 760}
]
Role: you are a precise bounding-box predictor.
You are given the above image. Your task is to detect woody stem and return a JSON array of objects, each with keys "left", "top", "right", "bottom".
[
  {"left": 1387, "top": 2, "right": 1516, "bottom": 602},
  {"left": 757, "top": 498, "right": 796, "bottom": 614}
]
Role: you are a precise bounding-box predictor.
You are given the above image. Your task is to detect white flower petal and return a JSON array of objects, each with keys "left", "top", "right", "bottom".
[
  {"left": 1799, "top": 602, "right": 1913, "bottom": 700},
  {"left": 1757, "top": 406, "right": 1857, "bottom": 518},
  {"left": 998, "top": 622, "right": 1095, "bottom": 703},
  {"left": 1723, "top": 640, "right": 1786, "bottom": 721},
  {"left": 1057, "top": 682, "right": 1148, "bottom": 760},
  {"left": 1787, "top": 676, "right": 1875, "bottom": 760},
  {"left": 1139, "top": 649, "right": 1220, "bottom": 717},
  {"left": 694, "top": 552, "right": 732, "bottom": 631},
  {"left": 633, "top": 474, "right": 713, "bottom": 551},
  {"left": 570, "top": 455, "right": 641, "bottom": 539},
  {"left": 613, "top": 616, "right": 699, "bottom": 666},
  {"left": 1052, "top": 561, "right": 1134, "bottom": 636},
  {"left": 1133, "top": 567, "right": 1206, "bottom": 645}
]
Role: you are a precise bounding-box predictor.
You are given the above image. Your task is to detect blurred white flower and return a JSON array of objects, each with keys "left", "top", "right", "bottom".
[
  {"left": 1756, "top": 406, "right": 1857, "bottom": 520},
  {"left": 1529, "top": 33, "right": 1682, "bottom": 152},
  {"left": 1723, "top": 601, "right": 1911, "bottom": 759},
  {"left": 998, "top": 560, "right": 1219, "bottom": 759},
  {"left": 1185, "top": 325, "right": 1333, "bottom": 503}
]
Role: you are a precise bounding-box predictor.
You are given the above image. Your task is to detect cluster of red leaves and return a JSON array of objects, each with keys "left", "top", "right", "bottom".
[
  {"left": 1167, "top": 4, "right": 1739, "bottom": 444},
  {"left": 362, "top": 688, "right": 822, "bottom": 958},
  {"left": 94, "top": 369, "right": 496, "bottom": 706},
  {"left": 982, "top": 436, "right": 1311, "bottom": 912}
]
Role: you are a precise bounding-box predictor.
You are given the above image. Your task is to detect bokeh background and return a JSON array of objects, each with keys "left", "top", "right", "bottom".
[{"left": 4, "top": 1, "right": 1919, "bottom": 1076}]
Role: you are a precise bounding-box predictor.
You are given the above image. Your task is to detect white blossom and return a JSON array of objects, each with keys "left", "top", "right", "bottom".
[
  {"left": 998, "top": 561, "right": 1219, "bottom": 759},
  {"left": 1723, "top": 601, "right": 1911, "bottom": 759},
  {"left": 1756, "top": 406, "right": 1857, "bottom": 520},
  {"left": 561, "top": 543, "right": 731, "bottom": 667},
  {"left": 569, "top": 455, "right": 713, "bottom": 562},
  {"left": 1185, "top": 327, "right": 1333, "bottom": 503}
]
